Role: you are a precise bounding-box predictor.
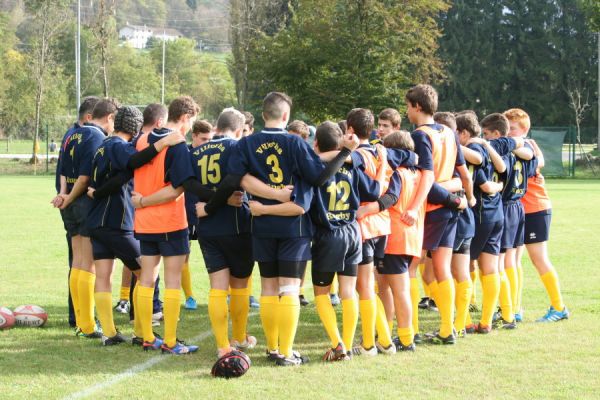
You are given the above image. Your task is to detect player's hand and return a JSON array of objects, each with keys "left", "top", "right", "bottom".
[
  {"left": 356, "top": 205, "right": 368, "bottom": 220},
  {"left": 375, "top": 144, "right": 388, "bottom": 161},
  {"left": 342, "top": 133, "right": 360, "bottom": 151},
  {"left": 131, "top": 191, "right": 143, "bottom": 208},
  {"left": 58, "top": 194, "right": 72, "bottom": 210},
  {"left": 467, "top": 196, "right": 476, "bottom": 208},
  {"left": 535, "top": 174, "right": 545, "bottom": 185},
  {"left": 400, "top": 208, "right": 418, "bottom": 226},
  {"left": 248, "top": 200, "right": 265, "bottom": 216},
  {"left": 50, "top": 195, "right": 64, "bottom": 208},
  {"left": 87, "top": 187, "right": 96, "bottom": 199},
  {"left": 275, "top": 185, "right": 293, "bottom": 203},
  {"left": 196, "top": 202, "right": 208, "bottom": 218},
  {"left": 227, "top": 191, "right": 244, "bottom": 207}
]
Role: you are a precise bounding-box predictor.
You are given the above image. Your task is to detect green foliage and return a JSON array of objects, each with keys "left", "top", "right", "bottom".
[
  {"left": 579, "top": 0, "right": 600, "bottom": 32},
  {"left": 248, "top": 0, "right": 449, "bottom": 122},
  {"left": 438, "top": 0, "right": 598, "bottom": 129}
]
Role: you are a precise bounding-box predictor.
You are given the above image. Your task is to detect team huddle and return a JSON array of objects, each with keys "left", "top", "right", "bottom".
[{"left": 51, "top": 84, "right": 568, "bottom": 368}]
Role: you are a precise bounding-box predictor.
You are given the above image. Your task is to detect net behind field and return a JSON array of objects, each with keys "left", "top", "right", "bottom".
[{"left": 529, "top": 128, "right": 568, "bottom": 177}]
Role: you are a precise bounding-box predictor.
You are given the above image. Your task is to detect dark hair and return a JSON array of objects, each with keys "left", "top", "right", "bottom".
[
  {"left": 114, "top": 106, "right": 143, "bottom": 135},
  {"left": 378, "top": 108, "right": 402, "bottom": 128},
  {"left": 91, "top": 98, "right": 120, "bottom": 120},
  {"left": 263, "top": 92, "right": 292, "bottom": 120},
  {"left": 216, "top": 108, "right": 245, "bottom": 132},
  {"left": 287, "top": 120, "right": 309, "bottom": 139},
  {"left": 78, "top": 96, "right": 100, "bottom": 120},
  {"left": 480, "top": 113, "right": 509, "bottom": 136},
  {"left": 338, "top": 120, "right": 347, "bottom": 133},
  {"left": 383, "top": 130, "right": 415, "bottom": 151},
  {"left": 315, "top": 121, "right": 343, "bottom": 152},
  {"left": 346, "top": 108, "right": 374, "bottom": 139},
  {"left": 434, "top": 112, "right": 457, "bottom": 132},
  {"left": 242, "top": 111, "right": 255, "bottom": 127},
  {"left": 405, "top": 84, "right": 438, "bottom": 115},
  {"left": 143, "top": 103, "right": 168, "bottom": 126},
  {"left": 192, "top": 119, "right": 212, "bottom": 134},
  {"left": 455, "top": 113, "right": 480, "bottom": 137},
  {"left": 168, "top": 96, "right": 200, "bottom": 123}
]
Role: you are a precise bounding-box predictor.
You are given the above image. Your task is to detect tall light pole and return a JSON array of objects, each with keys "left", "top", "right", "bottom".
[{"left": 76, "top": 0, "right": 81, "bottom": 112}]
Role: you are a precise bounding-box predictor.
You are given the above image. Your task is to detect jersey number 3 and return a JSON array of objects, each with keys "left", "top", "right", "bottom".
[{"left": 266, "top": 154, "right": 283, "bottom": 184}]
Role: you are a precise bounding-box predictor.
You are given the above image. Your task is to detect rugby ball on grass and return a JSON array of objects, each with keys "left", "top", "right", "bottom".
[
  {"left": 13, "top": 305, "right": 48, "bottom": 327},
  {"left": 0, "top": 306, "right": 16, "bottom": 330}
]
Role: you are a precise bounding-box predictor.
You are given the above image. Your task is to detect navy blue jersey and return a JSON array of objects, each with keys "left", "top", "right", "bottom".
[
  {"left": 350, "top": 144, "right": 401, "bottom": 199},
  {"left": 56, "top": 123, "right": 80, "bottom": 193},
  {"left": 310, "top": 163, "right": 380, "bottom": 231},
  {"left": 501, "top": 142, "right": 535, "bottom": 202},
  {"left": 60, "top": 123, "right": 106, "bottom": 193},
  {"left": 88, "top": 136, "right": 136, "bottom": 231},
  {"left": 469, "top": 142, "right": 502, "bottom": 223},
  {"left": 190, "top": 136, "right": 250, "bottom": 237},
  {"left": 228, "top": 128, "right": 326, "bottom": 238},
  {"left": 185, "top": 144, "right": 199, "bottom": 229},
  {"left": 147, "top": 128, "right": 195, "bottom": 188}
]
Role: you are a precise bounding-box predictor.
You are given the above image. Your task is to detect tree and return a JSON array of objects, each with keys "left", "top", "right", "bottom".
[
  {"left": 249, "top": 0, "right": 449, "bottom": 121},
  {"left": 90, "top": 0, "right": 117, "bottom": 97},
  {"left": 23, "top": 0, "right": 70, "bottom": 167}
]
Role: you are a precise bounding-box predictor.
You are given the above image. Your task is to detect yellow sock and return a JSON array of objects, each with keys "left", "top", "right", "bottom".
[
  {"left": 163, "top": 288, "right": 182, "bottom": 348},
  {"left": 375, "top": 296, "right": 392, "bottom": 347},
  {"left": 119, "top": 285, "right": 130, "bottom": 302},
  {"left": 437, "top": 279, "right": 455, "bottom": 338},
  {"left": 428, "top": 281, "right": 439, "bottom": 305},
  {"left": 278, "top": 295, "right": 300, "bottom": 358},
  {"left": 359, "top": 298, "right": 376, "bottom": 349},
  {"left": 208, "top": 288, "right": 229, "bottom": 350},
  {"left": 419, "top": 264, "right": 429, "bottom": 297},
  {"left": 505, "top": 266, "right": 518, "bottom": 314},
  {"left": 260, "top": 296, "right": 279, "bottom": 351},
  {"left": 300, "top": 286, "right": 305, "bottom": 296},
  {"left": 397, "top": 326, "right": 414, "bottom": 347},
  {"left": 69, "top": 268, "right": 81, "bottom": 327},
  {"left": 341, "top": 297, "right": 358, "bottom": 351},
  {"left": 454, "top": 280, "right": 472, "bottom": 332},
  {"left": 181, "top": 262, "right": 193, "bottom": 298},
  {"left": 230, "top": 288, "right": 250, "bottom": 343},
  {"left": 133, "top": 284, "right": 143, "bottom": 337},
  {"left": 330, "top": 276, "right": 339, "bottom": 295},
  {"left": 77, "top": 270, "right": 96, "bottom": 334},
  {"left": 137, "top": 285, "right": 155, "bottom": 342},
  {"left": 315, "top": 294, "right": 341, "bottom": 348},
  {"left": 470, "top": 270, "right": 478, "bottom": 305},
  {"left": 516, "top": 265, "right": 524, "bottom": 312},
  {"left": 481, "top": 273, "right": 500, "bottom": 327},
  {"left": 540, "top": 271, "right": 565, "bottom": 311},
  {"left": 95, "top": 292, "right": 116, "bottom": 337},
  {"left": 409, "top": 277, "right": 420, "bottom": 334},
  {"left": 499, "top": 271, "right": 514, "bottom": 322}
]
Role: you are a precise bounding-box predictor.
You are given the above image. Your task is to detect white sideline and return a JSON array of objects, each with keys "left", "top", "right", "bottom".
[{"left": 63, "top": 285, "right": 315, "bottom": 399}]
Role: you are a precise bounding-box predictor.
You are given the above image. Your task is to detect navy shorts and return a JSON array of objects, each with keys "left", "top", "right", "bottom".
[
  {"left": 252, "top": 236, "right": 311, "bottom": 263},
  {"left": 198, "top": 234, "right": 254, "bottom": 278},
  {"left": 423, "top": 209, "right": 458, "bottom": 251},
  {"left": 60, "top": 196, "right": 92, "bottom": 237},
  {"left": 453, "top": 237, "right": 472, "bottom": 255},
  {"left": 140, "top": 237, "right": 190, "bottom": 257},
  {"left": 90, "top": 227, "right": 141, "bottom": 270},
  {"left": 501, "top": 201, "right": 525, "bottom": 250},
  {"left": 360, "top": 236, "right": 388, "bottom": 265},
  {"left": 312, "top": 222, "right": 362, "bottom": 273},
  {"left": 524, "top": 210, "right": 551, "bottom": 244},
  {"left": 379, "top": 254, "right": 412, "bottom": 275},
  {"left": 470, "top": 219, "right": 503, "bottom": 259}
]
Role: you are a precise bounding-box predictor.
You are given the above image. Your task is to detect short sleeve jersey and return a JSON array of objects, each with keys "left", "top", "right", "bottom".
[
  {"left": 60, "top": 123, "right": 106, "bottom": 193},
  {"left": 310, "top": 163, "right": 380, "bottom": 231},
  {"left": 55, "top": 123, "right": 80, "bottom": 193},
  {"left": 88, "top": 136, "right": 136, "bottom": 231},
  {"left": 469, "top": 142, "right": 502, "bottom": 223},
  {"left": 501, "top": 142, "right": 535, "bottom": 203},
  {"left": 228, "top": 128, "right": 326, "bottom": 238},
  {"left": 189, "top": 136, "right": 250, "bottom": 237}
]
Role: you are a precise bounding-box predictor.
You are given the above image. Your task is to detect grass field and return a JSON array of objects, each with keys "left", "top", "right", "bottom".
[{"left": 1, "top": 176, "right": 599, "bottom": 399}]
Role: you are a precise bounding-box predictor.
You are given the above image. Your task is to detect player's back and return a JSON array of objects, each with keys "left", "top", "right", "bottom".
[
  {"left": 61, "top": 123, "right": 106, "bottom": 192},
  {"left": 191, "top": 136, "right": 250, "bottom": 236},
  {"left": 416, "top": 124, "right": 457, "bottom": 183},
  {"left": 501, "top": 142, "right": 535, "bottom": 203}
]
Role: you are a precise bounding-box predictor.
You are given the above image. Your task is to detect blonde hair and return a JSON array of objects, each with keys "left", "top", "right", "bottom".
[
  {"left": 504, "top": 108, "right": 531, "bottom": 131},
  {"left": 383, "top": 130, "right": 414, "bottom": 151}
]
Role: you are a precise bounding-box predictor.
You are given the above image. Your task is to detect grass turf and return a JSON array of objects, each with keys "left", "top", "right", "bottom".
[{"left": 0, "top": 176, "right": 599, "bottom": 399}]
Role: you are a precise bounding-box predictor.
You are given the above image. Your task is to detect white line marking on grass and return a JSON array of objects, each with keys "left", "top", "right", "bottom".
[{"left": 64, "top": 312, "right": 258, "bottom": 400}]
